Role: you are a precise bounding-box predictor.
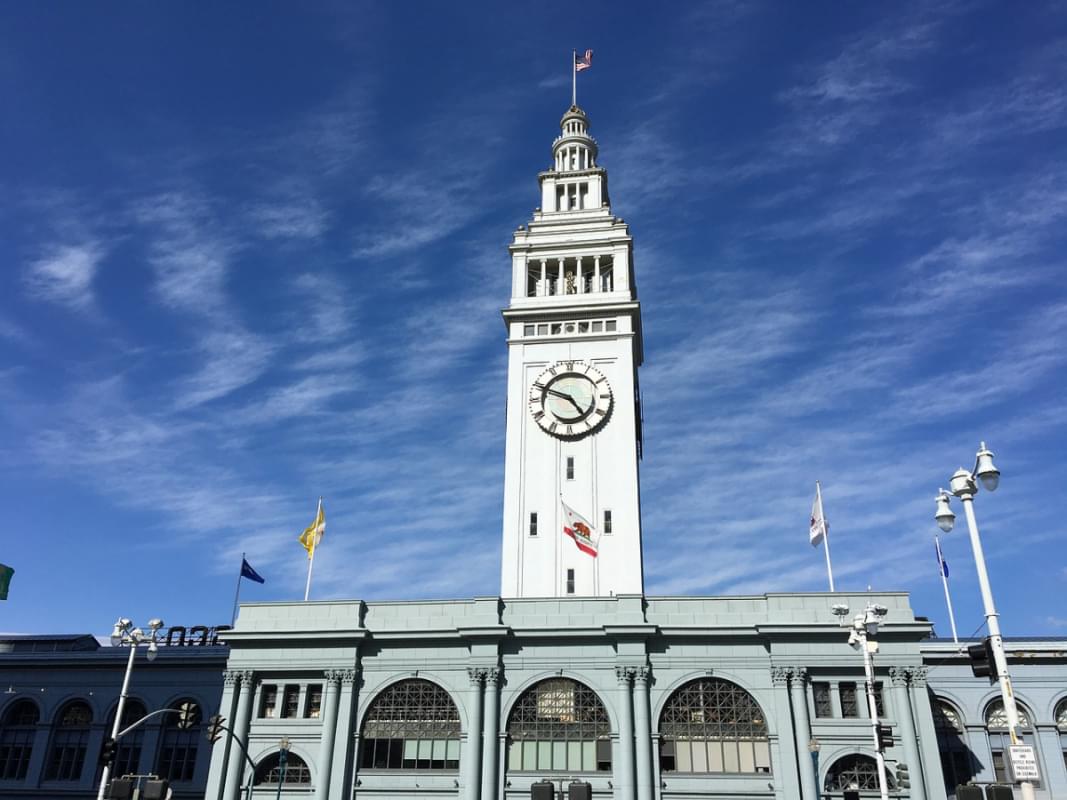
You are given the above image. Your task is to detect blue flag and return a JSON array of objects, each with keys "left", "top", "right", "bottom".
[
  {"left": 240, "top": 558, "right": 266, "bottom": 584},
  {"left": 935, "top": 539, "right": 949, "bottom": 578}
]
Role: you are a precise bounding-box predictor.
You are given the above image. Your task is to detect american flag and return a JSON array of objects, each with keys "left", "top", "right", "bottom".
[{"left": 575, "top": 49, "right": 593, "bottom": 72}]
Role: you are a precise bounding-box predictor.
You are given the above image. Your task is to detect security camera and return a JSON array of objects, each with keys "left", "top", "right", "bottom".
[{"left": 831, "top": 604, "right": 850, "bottom": 617}]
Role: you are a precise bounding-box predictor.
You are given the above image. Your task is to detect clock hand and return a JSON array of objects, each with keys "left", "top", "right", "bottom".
[{"left": 546, "top": 388, "right": 588, "bottom": 415}]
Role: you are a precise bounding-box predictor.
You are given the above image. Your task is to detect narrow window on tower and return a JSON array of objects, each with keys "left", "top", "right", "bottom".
[
  {"left": 529, "top": 512, "right": 538, "bottom": 536},
  {"left": 603, "top": 510, "right": 613, "bottom": 534},
  {"left": 566, "top": 568, "right": 575, "bottom": 595},
  {"left": 566, "top": 456, "right": 574, "bottom": 480}
]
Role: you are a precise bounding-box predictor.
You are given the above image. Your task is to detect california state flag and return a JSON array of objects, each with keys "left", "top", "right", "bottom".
[{"left": 562, "top": 500, "right": 598, "bottom": 557}]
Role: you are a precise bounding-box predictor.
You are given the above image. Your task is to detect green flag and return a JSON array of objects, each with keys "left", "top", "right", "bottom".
[{"left": 0, "top": 564, "right": 13, "bottom": 600}]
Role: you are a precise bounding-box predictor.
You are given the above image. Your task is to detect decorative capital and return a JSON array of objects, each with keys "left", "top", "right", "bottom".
[
  {"left": 484, "top": 667, "right": 501, "bottom": 686},
  {"left": 770, "top": 667, "right": 791, "bottom": 686},
  {"left": 789, "top": 667, "right": 808, "bottom": 684},
  {"left": 632, "top": 666, "right": 651, "bottom": 686},
  {"left": 615, "top": 666, "right": 635, "bottom": 685},
  {"left": 468, "top": 667, "right": 488, "bottom": 686},
  {"left": 223, "top": 669, "right": 241, "bottom": 686},
  {"left": 908, "top": 666, "right": 928, "bottom": 687},
  {"left": 888, "top": 666, "right": 910, "bottom": 687},
  {"left": 325, "top": 668, "right": 357, "bottom": 685},
  {"left": 237, "top": 669, "right": 254, "bottom": 684}
]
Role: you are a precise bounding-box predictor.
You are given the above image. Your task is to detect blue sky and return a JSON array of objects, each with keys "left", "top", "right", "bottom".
[{"left": 2, "top": 2, "right": 1066, "bottom": 638}]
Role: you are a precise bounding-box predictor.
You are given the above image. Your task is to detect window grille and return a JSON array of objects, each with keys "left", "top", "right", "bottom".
[
  {"left": 1055, "top": 698, "right": 1067, "bottom": 730},
  {"left": 254, "top": 751, "right": 311, "bottom": 785},
  {"left": 281, "top": 685, "right": 300, "bottom": 718},
  {"left": 933, "top": 700, "right": 963, "bottom": 732},
  {"left": 839, "top": 683, "right": 859, "bottom": 718},
  {"left": 932, "top": 697, "right": 973, "bottom": 790},
  {"left": 157, "top": 700, "right": 200, "bottom": 782},
  {"left": 985, "top": 699, "right": 1031, "bottom": 730},
  {"left": 45, "top": 701, "right": 92, "bottom": 781},
  {"left": 506, "top": 678, "right": 610, "bottom": 772},
  {"left": 812, "top": 682, "right": 832, "bottom": 718},
  {"left": 824, "top": 754, "right": 894, "bottom": 791},
  {"left": 659, "top": 678, "right": 771, "bottom": 774},
  {"left": 259, "top": 685, "right": 278, "bottom": 718},
  {"left": 0, "top": 700, "right": 39, "bottom": 780},
  {"left": 305, "top": 685, "right": 323, "bottom": 719},
  {"left": 359, "top": 679, "right": 460, "bottom": 771}
]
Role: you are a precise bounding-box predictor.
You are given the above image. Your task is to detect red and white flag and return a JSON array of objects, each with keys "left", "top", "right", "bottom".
[
  {"left": 562, "top": 500, "right": 598, "bottom": 557},
  {"left": 575, "top": 49, "right": 593, "bottom": 72},
  {"left": 810, "top": 482, "right": 829, "bottom": 547}
]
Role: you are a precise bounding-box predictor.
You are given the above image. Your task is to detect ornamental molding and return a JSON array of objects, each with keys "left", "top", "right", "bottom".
[
  {"left": 223, "top": 670, "right": 241, "bottom": 686},
  {"left": 908, "top": 666, "right": 928, "bottom": 687},
  {"left": 770, "top": 666, "right": 791, "bottom": 685},
  {"left": 615, "top": 666, "right": 636, "bottom": 684},
  {"left": 325, "top": 668, "right": 357, "bottom": 684},
  {"left": 468, "top": 667, "right": 488, "bottom": 686},
  {"left": 632, "top": 666, "right": 651, "bottom": 686},
  {"left": 788, "top": 666, "right": 808, "bottom": 684},
  {"left": 484, "top": 667, "right": 501, "bottom": 686},
  {"left": 888, "top": 666, "right": 910, "bottom": 687}
]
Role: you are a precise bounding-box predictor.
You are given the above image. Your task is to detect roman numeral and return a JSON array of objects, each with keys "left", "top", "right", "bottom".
[
  {"left": 595, "top": 408, "right": 607, "bottom": 416},
  {"left": 533, "top": 411, "right": 545, "bottom": 420},
  {"left": 548, "top": 422, "right": 558, "bottom": 433},
  {"left": 532, "top": 382, "right": 545, "bottom": 390},
  {"left": 566, "top": 425, "right": 573, "bottom": 435}
]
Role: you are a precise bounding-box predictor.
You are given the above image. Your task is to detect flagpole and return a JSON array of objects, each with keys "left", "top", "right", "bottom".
[
  {"left": 231, "top": 552, "right": 245, "bottom": 627},
  {"left": 304, "top": 497, "right": 322, "bottom": 601},
  {"left": 817, "top": 481, "right": 835, "bottom": 592},
  {"left": 571, "top": 49, "right": 577, "bottom": 106},
  {"left": 936, "top": 535, "right": 959, "bottom": 644}
]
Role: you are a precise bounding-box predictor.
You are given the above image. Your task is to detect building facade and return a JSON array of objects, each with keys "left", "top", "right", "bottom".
[{"left": 0, "top": 632, "right": 226, "bottom": 799}]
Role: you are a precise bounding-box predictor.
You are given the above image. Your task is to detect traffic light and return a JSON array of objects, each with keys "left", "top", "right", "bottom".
[
  {"left": 141, "top": 779, "right": 170, "bottom": 800},
  {"left": 206, "top": 713, "right": 226, "bottom": 743},
  {"left": 98, "top": 737, "right": 117, "bottom": 766},
  {"left": 107, "top": 778, "right": 133, "bottom": 800},
  {"left": 968, "top": 637, "right": 998, "bottom": 679},
  {"left": 895, "top": 762, "right": 911, "bottom": 789},
  {"left": 876, "top": 723, "right": 893, "bottom": 751}
]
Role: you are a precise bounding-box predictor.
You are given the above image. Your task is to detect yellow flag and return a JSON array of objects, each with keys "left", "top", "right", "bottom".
[{"left": 298, "top": 500, "right": 325, "bottom": 559}]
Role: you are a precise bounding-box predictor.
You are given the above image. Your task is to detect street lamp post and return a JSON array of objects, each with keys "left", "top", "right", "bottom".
[
  {"left": 808, "top": 737, "right": 820, "bottom": 792},
  {"left": 833, "top": 602, "right": 889, "bottom": 800},
  {"left": 935, "top": 442, "right": 1036, "bottom": 800},
  {"left": 97, "top": 617, "right": 165, "bottom": 800},
  {"left": 275, "top": 737, "right": 290, "bottom": 800}
]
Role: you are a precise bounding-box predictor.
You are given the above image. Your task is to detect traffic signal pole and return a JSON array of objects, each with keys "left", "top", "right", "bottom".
[
  {"left": 860, "top": 633, "right": 890, "bottom": 800},
  {"left": 97, "top": 644, "right": 138, "bottom": 800}
]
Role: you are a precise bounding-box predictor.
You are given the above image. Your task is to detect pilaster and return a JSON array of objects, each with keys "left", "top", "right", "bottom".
[
  {"left": 615, "top": 666, "right": 635, "bottom": 800},
  {"left": 632, "top": 667, "right": 653, "bottom": 800},
  {"left": 222, "top": 669, "right": 254, "bottom": 800},
  {"left": 906, "top": 667, "right": 944, "bottom": 800},
  {"left": 770, "top": 667, "right": 800, "bottom": 800},
  {"left": 789, "top": 667, "right": 818, "bottom": 800},
  {"left": 328, "top": 669, "right": 358, "bottom": 800},
  {"left": 315, "top": 670, "right": 342, "bottom": 800},
  {"left": 464, "top": 668, "right": 486, "bottom": 800},
  {"left": 480, "top": 667, "right": 500, "bottom": 800},
  {"left": 205, "top": 669, "right": 240, "bottom": 800}
]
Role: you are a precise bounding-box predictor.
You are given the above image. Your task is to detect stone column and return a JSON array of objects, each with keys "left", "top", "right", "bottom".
[
  {"left": 464, "top": 668, "right": 485, "bottom": 800},
  {"left": 907, "top": 667, "right": 943, "bottom": 800},
  {"left": 539, "top": 260, "right": 547, "bottom": 296},
  {"left": 769, "top": 667, "right": 800, "bottom": 800},
  {"left": 889, "top": 667, "right": 927, "bottom": 799},
  {"left": 328, "top": 670, "right": 358, "bottom": 800},
  {"left": 222, "top": 670, "right": 254, "bottom": 800},
  {"left": 633, "top": 667, "right": 653, "bottom": 800},
  {"left": 315, "top": 671, "right": 343, "bottom": 800},
  {"left": 577, "top": 256, "right": 585, "bottom": 294},
  {"left": 480, "top": 668, "right": 500, "bottom": 800},
  {"left": 594, "top": 256, "right": 601, "bottom": 293},
  {"left": 615, "top": 667, "right": 635, "bottom": 800},
  {"left": 790, "top": 668, "right": 818, "bottom": 800},
  {"left": 205, "top": 670, "right": 240, "bottom": 800}
]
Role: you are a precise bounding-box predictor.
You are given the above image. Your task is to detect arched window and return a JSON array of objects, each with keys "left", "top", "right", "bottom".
[
  {"left": 359, "top": 679, "right": 460, "bottom": 770},
  {"left": 156, "top": 700, "right": 201, "bottom": 783},
  {"left": 931, "top": 697, "right": 974, "bottom": 791},
  {"left": 506, "top": 678, "right": 611, "bottom": 773},
  {"left": 985, "top": 699, "right": 1033, "bottom": 784},
  {"left": 254, "top": 751, "right": 311, "bottom": 785},
  {"left": 0, "top": 699, "right": 39, "bottom": 780},
  {"left": 45, "top": 701, "right": 92, "bottom": 781},
  {"left": 1056, "top": 698, "right": 1067, "bottom": 774},
  {"left": 659, "top": 678, "right": 770, "bottom": 774},
  {"left": 108, "top": 699, "right": 147, "bottom": 779},
  {"left": 824, "top": 754, "right": 894, "bottom": 792}
]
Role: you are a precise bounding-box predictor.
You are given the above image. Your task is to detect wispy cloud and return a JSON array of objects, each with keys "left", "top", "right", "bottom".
[{"left": 25, "top": 242, "right": 104, "bottom": 312}]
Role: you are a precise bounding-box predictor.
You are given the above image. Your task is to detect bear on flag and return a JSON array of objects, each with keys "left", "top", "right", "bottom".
[{"left": 562, "top": 500, "right": 598, "bottom": 557}]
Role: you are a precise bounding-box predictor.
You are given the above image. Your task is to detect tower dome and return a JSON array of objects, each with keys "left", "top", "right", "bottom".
[{"left": 552, "top": 105, "right": 598, "bottom": 173}]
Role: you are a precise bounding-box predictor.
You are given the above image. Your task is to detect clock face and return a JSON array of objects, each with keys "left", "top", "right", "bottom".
[{"left": 528, "top": 361, "right": 613, "bottom": 439}]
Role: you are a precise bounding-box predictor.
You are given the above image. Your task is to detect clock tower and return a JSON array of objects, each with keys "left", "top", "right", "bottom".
[{"left": 500, "top": 104, "right": 644, "bottom": 598}]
